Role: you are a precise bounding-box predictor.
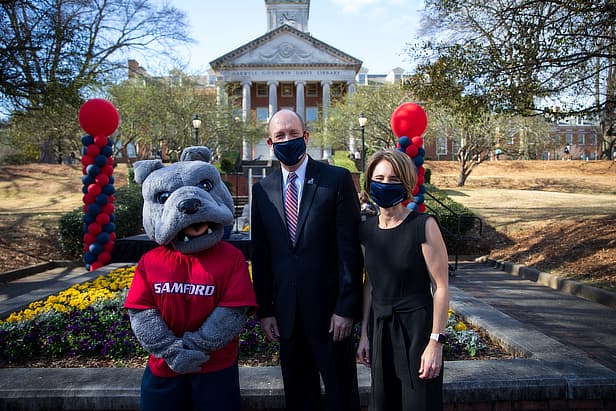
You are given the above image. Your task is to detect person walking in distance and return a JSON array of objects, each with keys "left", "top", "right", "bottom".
[
  {"left": 251, "top": 109, "right": 363, "bottom": 411},
  {"left": 357, "top": 149, "right": 450, "bottom": 411}
]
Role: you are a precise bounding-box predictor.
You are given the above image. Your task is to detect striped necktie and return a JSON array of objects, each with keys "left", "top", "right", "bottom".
[{"left": 285, "top": 172, "right": 299, "bottom": 244}]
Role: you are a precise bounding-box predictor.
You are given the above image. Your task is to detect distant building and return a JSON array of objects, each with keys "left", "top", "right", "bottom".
[{"left": 210, "top": 0, "right": 362, "bottom": 160}]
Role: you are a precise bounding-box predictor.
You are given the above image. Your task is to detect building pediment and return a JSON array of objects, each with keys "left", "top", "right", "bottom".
[{"left": 210, "top": 25, "right": 362, "bottom": 72}]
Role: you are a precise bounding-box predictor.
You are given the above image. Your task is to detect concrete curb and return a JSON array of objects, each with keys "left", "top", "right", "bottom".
[
  {"left": 1, "top": 282, "right": 615, "bottom": 410},
  {"left": 478, "top": 257, "right": 616, "bottom": 309},
  {"left": 0, "top": 261, "right": 78, "bottom": 284}
]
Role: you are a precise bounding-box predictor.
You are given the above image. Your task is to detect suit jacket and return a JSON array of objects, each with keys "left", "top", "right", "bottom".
[{"left": 251, "top": 157, "right": 363, "bottom": 340}]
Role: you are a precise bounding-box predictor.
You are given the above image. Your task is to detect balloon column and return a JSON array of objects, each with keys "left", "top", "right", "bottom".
[
  {"left": 77, "top": 99, "right": 120, "bottom": 271},
  {"left": 390, "top": 102, "right": 428, "bottom": 213}
]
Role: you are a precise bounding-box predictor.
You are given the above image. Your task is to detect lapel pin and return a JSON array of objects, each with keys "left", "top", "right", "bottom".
[{"left": 306, "top": 178, "right": 315, "bottom": 185}]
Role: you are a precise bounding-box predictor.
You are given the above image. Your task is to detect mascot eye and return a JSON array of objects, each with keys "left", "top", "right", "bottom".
[
  {"left": 155, "top": 191, "right": 171, "bottom": 204},
  {"left": 196, "top": 179, "right": 213, "bottom": 192}
]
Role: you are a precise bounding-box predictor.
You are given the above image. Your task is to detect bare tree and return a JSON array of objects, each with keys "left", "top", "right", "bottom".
[{"left": 412, "top": 0, "right": 616, "bottom": 158}]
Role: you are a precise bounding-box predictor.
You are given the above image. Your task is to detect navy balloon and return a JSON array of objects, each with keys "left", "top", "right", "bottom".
[
  {"left": 97, "top": 232, "right": 110, "bottom": 244},
  {"left": 398, "top": 136, "right": 411, "bottom": 148},
  {"left": 86, "top": 164, "right": 100, "bottom": 177},
  {"left": 102, "top": 184, "right": 115, "bottom": 195},
  {"left": 81, "top": 135, "right": 94, "bottom": 146},
  {"left": 83, "top": 252, "right": 97, "bottom": 264},
  {"left": 89, "top": 242, "right": 104, "bottom": 255},
  {"left": 95, "top": 193, "right": 108, "bottom": 205}
]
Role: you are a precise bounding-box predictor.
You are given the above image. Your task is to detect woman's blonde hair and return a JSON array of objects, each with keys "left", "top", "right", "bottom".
[{"left": 364, "top": 149, "right": 417, "bottom": 202}]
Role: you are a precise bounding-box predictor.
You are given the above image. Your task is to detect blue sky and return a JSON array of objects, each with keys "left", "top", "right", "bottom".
[{"left": 158, "top": 0, "right": 425, "bottom": 75}]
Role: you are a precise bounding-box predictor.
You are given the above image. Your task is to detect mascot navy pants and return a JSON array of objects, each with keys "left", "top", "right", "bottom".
[{"left": 140, "top": 363, "right": 241, "bottom": 411}]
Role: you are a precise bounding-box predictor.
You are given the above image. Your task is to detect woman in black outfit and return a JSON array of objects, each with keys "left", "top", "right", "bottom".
[{"left": 356, "top": 149, "right": 450, "bottom": 411}]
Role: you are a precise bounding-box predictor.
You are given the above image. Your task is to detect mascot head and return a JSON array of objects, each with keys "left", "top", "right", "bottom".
[{"left": 133, "top": 146, "right": 234, "bottom": 254}]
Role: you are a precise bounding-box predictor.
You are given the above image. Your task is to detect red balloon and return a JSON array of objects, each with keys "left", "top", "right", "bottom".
[
  {"left": 86, "top": 145, "right": 100, "bottom": 157},
  {"left": 103, "top": 241, "right": 115, "bottom": 252},
  {"left": 87, "top": 183, "right": 102, "bottom": 196},
  {"left": 417, "top": 175, "right": 425, "bottom": 186},
  {"left": 101, "top": 165, "right": 114, "bottom": 176},
  {"left": 84, "top": 233, "right": 97, "bottom": 245},
  {"left": 417, "top": 166, "right": 425, "bottom": 176},
  {"left": 83, "top": 193, "right": 96, "bottom": 204},
  {"left": 94, "top": 135, "right": 108, "bottom": 147},
  {"left": 78, "top": 99, "right": 119, "bottom": 137},
  {"left": 412, "top": 185, "right": 420, "bottom": 196},
  {"left": 107, "top": 156, "right": 114, "bottom": 166},
  {"left": 109, "top": 232, "right": 117, "bottom": 241},
  {"left": 95, "top": 174, "right": 109, "bottom": 186},
  {"left": 90, "top": 261, "right": 103, "bottom": 271},
  {"left": 107, "top": 194, "right": 115, "bottom": 204},
  {"left": 98, "top": 251, "right": 112, "bottom": 264},
  {"left": 418, "top": 203, "right": 426, "bottom": 213},
  {"left": 405, "top": 145, "right": 419, "bottom": 158},
  {"left": 411, "top": 136, "right": 424, "bottom": 147},
  {"left": 96, "top": 213, "right": 110, "bottom": 225},
  {"left": 390, "top": 103, "right": 427, "bottom": 138},
  {"left": 88, "top": 223, "right": 102, "bottom": 235},
  {"left": 102, "top": 203, "right": 115, "bottom": 214},
  {"left": 81, "top": 155, "right": 94, "bottom": 166}
]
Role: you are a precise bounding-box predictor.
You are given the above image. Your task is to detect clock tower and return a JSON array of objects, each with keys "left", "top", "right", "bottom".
[{"left": 265, "top": 0, "right": 310, "bottom": 33}]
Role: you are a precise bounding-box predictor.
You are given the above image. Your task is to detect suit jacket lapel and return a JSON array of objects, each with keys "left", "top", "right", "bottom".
[
  {"left": 295, "top": 158, "right": 319, "bottom": 243},
  {"left": 263, "top": 168, "right": 286, "bottom": 224}
]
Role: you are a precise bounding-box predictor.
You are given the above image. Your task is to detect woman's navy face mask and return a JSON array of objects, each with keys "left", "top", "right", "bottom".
[{"left": 369, "top": 180, "right": 407, "bottom": 208}]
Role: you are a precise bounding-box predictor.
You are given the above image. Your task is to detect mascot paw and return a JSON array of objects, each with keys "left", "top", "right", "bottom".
[{"left": 167, "top": 347, "right": 210, "bottom": 374}]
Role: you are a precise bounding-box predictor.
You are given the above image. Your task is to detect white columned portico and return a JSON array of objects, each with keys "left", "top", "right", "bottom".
[
  {"left": 321, "top": 80, "right": 331, "bottom": 120},
  {"left": 216, "top": 77, "right": 227, "bottom": 105},
  {"left": 268, "top": 80, "right": 278, "bottom": 118},
  {"left": 347, "top": 81, "right": 356, "bottom": 97},
  {"left": 295, "top": 80, "right": 305, "bottom": 121},
  {"left": 241, "top": 80, "right": 252, "bottom": 160}
]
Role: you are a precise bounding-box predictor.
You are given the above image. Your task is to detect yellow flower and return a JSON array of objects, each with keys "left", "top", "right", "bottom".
[
  {"left": 0, "top": 265, "right": 137, "bottom": 325},
  {"left": 454, "top": 321, "right": 467, "bottom": 331}
]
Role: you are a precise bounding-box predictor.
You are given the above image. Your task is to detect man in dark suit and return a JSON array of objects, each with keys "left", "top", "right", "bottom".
[{"left": 251, "top": 109, "right": 363, "bottom": 411}]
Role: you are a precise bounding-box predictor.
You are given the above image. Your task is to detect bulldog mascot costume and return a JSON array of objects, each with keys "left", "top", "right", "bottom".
[{"left": 124, "top": 146, "right": 256, "bottom": 411}]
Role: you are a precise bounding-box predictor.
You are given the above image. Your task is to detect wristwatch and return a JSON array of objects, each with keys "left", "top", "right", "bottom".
[{"left": 430, "top": 333, "right": 447, "bottom": 344}]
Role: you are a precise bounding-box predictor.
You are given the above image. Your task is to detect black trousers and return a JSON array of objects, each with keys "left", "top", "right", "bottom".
[{"left": 279, "top": 310, "right": 360, "bottom": 411}]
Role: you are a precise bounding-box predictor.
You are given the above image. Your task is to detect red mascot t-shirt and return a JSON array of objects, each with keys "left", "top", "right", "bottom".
[{"left": 124, "top": 241, "right": 257, "bottom": 377}]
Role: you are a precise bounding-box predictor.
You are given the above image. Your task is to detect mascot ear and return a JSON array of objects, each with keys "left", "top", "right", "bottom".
[
  {"left": 133, "top": 160, "right": 164, "bottom": 184},
  {"left": 180, "top": 146, "right": 212, "bottom": 163}
]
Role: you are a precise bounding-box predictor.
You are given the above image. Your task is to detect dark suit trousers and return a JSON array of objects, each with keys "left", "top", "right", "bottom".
[{"left": 279, "top": 309, "right": 360, "bottom": 411}]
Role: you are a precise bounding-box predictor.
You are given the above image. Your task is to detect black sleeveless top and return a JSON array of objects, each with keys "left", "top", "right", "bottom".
[{"left": 359, "top": 211, "right": 432, "bottom": 307}]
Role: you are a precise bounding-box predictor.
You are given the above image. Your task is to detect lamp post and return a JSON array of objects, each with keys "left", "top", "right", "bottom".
[
  {"left": 358, "top": 113, "right": 367, "bottom": 172},
  {"left": 192, "top": 114, "right": 202, "bottom": 145}
]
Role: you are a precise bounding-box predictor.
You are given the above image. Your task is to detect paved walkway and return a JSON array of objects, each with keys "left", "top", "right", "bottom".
[
  {"left": 450, "top": 261, "right": 616, "bottom": 372},
  {"left": 1, "top": 260, "right": 616, "bottom": 410}
]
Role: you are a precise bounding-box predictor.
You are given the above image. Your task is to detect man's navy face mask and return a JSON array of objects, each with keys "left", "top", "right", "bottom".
[
  {"left": 369, "top": 180, "right": 407, "bottom": 209},
  {"left": 273, "top": 136, "right": 306, "bottom": 166}
]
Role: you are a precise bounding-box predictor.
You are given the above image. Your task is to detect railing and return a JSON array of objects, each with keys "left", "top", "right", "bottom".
[{"left": 424, "top": 191, "right": 483, "bottom": 275}]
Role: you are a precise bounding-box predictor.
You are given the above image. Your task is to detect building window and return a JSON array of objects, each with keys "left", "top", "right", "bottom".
[
  {"left": 578, "top": 133, "right": 585, "bottom": 145},
  {"left": 590, "top": 133, "right": 597, "bottom": 145},
  {"left": 565, "top": 132, "right": 573, "bottom": 144},
  {"left": 256, "top": 84, "right": 268, "bottom": 97},
  {"left": 306, "top": 83, "right": 318, "bottom": 97},
  {"left": 436, "top": 137, "right": 448, "bottom": 156},
  {"left": 281, "top": 83, "right": 293, "bottom": 97},
  {"left": 451, "top": 139, "right": 461, "bottom": 160},
  {"left": 256, "top": 107, "right": 269, "bottom": 123},
  {"left": 305, "top": 107, "right": 318, "bottom": 124}
]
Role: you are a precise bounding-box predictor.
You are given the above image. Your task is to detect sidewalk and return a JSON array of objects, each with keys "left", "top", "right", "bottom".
[
  {"left": 1, "top": 260, "right": 616, "bottom": 410},
  {"left": 450, "top": 260, "right": 616, "bottom": 372}
]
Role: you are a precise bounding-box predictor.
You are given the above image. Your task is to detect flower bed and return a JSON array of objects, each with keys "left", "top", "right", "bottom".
[{"left": 0, "top": 266, "right": 492, "bottom": 367}]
